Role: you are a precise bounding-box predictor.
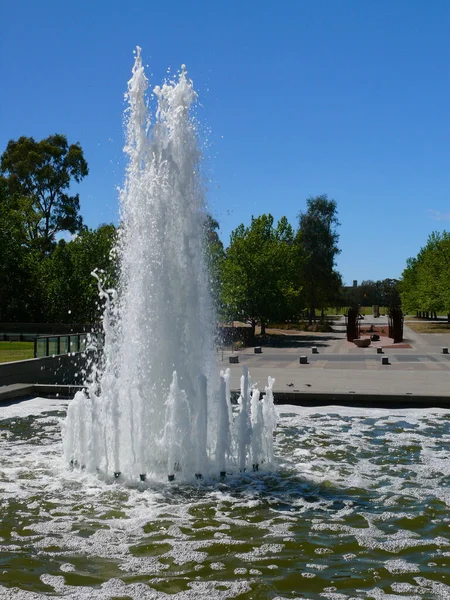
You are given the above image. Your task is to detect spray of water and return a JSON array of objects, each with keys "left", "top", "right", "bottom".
[{"left": 61, "top": 48, "right": 277, "bottom": 483}]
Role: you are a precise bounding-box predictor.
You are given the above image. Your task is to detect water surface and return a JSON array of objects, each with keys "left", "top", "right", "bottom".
[{"left": 1, "top": 398, "right": 449, "bottom": 598}]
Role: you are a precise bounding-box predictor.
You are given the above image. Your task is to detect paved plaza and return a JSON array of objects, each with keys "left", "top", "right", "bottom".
[
  {"left": 2, "top": 315, "right": 450, "bottom": 405},
  {"left": 217, "top": 315, "right": 450, "bottom": 399}
]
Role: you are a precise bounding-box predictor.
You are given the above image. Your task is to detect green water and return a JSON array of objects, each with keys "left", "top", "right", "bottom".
[{"left": 0, "top": 399, "right": 449, "bottom": 598}]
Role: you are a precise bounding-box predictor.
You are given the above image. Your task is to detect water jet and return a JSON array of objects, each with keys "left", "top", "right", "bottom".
[{"left": 61, "top": 48, "right": 277, "bottom": 483}]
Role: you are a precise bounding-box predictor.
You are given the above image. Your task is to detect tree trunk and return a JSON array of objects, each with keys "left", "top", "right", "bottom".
[
  {"left": 260, "top": 320, "right": 266, "bottom": 336},
  {"left": 250, "top": 319, "right": 256, "bottom": 344},
  {"left": 308, "top": 307, "right": 314, "bottom": 326}
]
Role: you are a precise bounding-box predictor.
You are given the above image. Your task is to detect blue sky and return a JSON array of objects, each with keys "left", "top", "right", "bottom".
[{"left": 1, "top": 0, "right": 449, "bottom": 285}]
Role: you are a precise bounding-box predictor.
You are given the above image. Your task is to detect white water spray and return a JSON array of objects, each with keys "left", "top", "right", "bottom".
[{"left": 62, "top": 48, "right": 277, "bottom": 483}]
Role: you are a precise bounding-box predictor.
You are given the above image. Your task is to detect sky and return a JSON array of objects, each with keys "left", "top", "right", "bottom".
[{"left": 1, "top": 0, "right": 449, "bottom": 285}]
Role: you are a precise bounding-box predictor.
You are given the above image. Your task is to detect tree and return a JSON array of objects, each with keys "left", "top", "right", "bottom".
[
  {"left": 37, "top": 224, "right": 117, "bottom": 323},
  {"left": 220, "top": 214, "right": 301, "bottom": 337},
  {"left": 356, "top": 279, "right": 400, "bottom": 309},
  {"left": 1, "top": 134, "right": 88, "bottom": 253},
  {"left": 399, "top": 258, "right": 419, "bottom": 315},
  {"left": 0, "top": 178, "right": 37, "bottom": 321},
  {"left": 378, "top": 278, "right": 400, "bottom": 308},
  {"left": 203, "top": 215, "right": 225, "bottom": 312},
  {"left": 400, "top": 231, "right": 450, "bottom": 320},
  {"left": 298, "top": 195, "right": 341, "bottom": 323}
]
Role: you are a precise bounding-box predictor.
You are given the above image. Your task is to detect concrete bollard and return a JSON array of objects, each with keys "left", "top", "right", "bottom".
[
  {"left": 312, "top": 347, "right": 318, "bottom": 354},
  {"left": 299, "top": 356, "right": 308, "bottom": 365},
  {"left": 442, "top": 347, "right": 449, "bottom": 354},
  {"left": 254, "top": 346, "right": 262, "bottom": 354},
  {"left": 376, "top": 347, "right": 383, "bottom": 354},
  {"left": 381, "top": 356, "right": 389, "bottom": 365},
  {"left": 229, "top": 355, "right": 239, "bottom": 364}
]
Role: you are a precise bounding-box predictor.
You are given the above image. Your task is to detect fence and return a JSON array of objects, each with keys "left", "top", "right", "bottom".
[{"left": 34, "top": 332, "right": 103, "bottom": 358}]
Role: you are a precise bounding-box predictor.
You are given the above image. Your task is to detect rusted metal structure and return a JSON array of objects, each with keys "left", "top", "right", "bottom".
[
  {"left": 388, "top": 307, "right": 404, "bottom": 343},
  {"left": 345, "top": 306, "right": 360, "bottom": 342}
]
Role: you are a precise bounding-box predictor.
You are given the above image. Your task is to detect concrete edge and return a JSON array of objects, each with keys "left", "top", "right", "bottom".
[
  {"left": 0, "top": 384, "right": 36, "bottom": 404},
  {"left": 0, "top": 383, "right": 85, "bottom": 404},
  {"left": 1, "top": 385, "right": 450, "bottom": 409},
  {"left": 231, "top": 390, "right": 450, "bottom": 409}
]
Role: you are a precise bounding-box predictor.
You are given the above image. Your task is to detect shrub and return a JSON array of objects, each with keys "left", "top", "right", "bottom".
[{"left": 297, "top": 320, "right": 334, "bottom": 333}]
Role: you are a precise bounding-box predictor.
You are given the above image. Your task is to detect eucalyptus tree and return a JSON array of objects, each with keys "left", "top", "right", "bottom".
[
  {"left": 298, "top": 195, "right": 341, "bottom": 323},
  {"left": 203, "top": 215, "right": 225, "bottom": 313},
  {"left": 1, "top": 134, "right": 88, "bottom": 253}
]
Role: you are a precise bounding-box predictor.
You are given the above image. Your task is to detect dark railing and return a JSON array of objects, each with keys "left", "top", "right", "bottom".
[
  {"left": 34, "top": 332, "right": 103, "bottom": 358},
  {"left": 0, "top": 332, "right": 37, "bottom": 342}
]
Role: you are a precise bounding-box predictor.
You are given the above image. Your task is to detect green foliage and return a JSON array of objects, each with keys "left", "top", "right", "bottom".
[
  {"left": 0, "top": 134, "right": 115, "bottom": 325},
  {"left": 400, "top": 231, "right": 450, "bottom": 316},
  {"left": 342, "top": 279, "right": 400, "bottom": 309},
  {"left": 1, "top": 135, "right": 346, "bottom": 333},
  {"left": 220, "top": 214, "right": 302, "bottom": 335},
  {"left": 298, "top": 195, "right": 342, "bottom": 322},
  {"left": 38, "top": 224, "right": 117, "bottom": 323},
  {"left": 0, "top": 178, "right": 37, "bottom": 321},
  {"left": 1, "top": 134, "right": 88, "bottom": 253},
  {"left": 203, "top": 215, "right": 225, "bottom": 311}
]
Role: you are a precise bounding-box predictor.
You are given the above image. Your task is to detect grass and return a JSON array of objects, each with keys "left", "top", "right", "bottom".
[
  {"left": 0, "top": 341, "right": 34, "bottom": 363},
  {"left": 405, "top": 321, "right": 450, "bottom": 334}
]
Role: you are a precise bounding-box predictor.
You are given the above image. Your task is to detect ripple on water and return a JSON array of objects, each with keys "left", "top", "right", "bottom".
[{"left": 0, "top": 398, "right": 449, "bottom": 598}]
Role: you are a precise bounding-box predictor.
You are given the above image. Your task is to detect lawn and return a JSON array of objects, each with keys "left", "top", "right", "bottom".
[
  {"left": 0, "top": 341, "right": 34, "bottom": 363},
  {"left": 405, "top": 320, "right": 450, "bottom": 334}
]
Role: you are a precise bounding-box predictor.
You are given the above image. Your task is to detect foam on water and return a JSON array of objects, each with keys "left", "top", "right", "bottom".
[
  {"left": 1, "top": 399, "right": 450, "bottom": 598},
  {"left": 61, "top": 48, "right": 277, "bottom": 483}
]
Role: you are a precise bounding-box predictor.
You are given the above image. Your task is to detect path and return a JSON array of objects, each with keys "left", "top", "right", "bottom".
[{"left": 216, "top": 315, "right": 450, "bottom": 400}]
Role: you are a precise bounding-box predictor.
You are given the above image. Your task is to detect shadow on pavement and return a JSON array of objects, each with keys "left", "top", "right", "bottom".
[{"left": 259, "top": 333, "right": 342, "bottom": 349}]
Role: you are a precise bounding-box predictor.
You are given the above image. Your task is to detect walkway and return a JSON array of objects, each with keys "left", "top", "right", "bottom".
[{"left": 216, "top": 315, "right": 450, "bottom": 400}]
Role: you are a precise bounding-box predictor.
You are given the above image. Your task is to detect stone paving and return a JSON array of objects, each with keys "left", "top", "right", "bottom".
[{"left": 216, "top": 315, "right": 450, "bottom": 398}]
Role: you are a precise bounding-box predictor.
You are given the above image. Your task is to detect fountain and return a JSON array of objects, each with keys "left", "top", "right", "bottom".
[
  {"left": 61, "top": 48, "right": 277, "bottom": 484},
  {"left": 1, "top": 49, "right": 449, "bottom": 598}
]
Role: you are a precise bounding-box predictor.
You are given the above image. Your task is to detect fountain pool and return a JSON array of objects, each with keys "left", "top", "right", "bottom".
[
  {"left": 0, "top": 397, "right": 449, "bottom": 598},
  {"left": 2, "top": 48, "right": 449, "bottom": 598}
]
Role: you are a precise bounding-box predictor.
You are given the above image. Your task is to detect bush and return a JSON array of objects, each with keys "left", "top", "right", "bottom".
[
  {"left": 233, "top": 340, "right": 245, "bottom": 350},
  {"left": 297, "top": 320, "right": 334, "bottom": 333}
]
